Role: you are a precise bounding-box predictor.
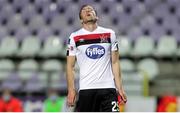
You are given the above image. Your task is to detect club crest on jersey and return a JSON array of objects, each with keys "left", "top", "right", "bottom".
[
  {"left": 100, "top": 34, "right": 109, "bottom": 43},
  {"left": 86, "top": 45, "right": 105, "bottom": 59}
]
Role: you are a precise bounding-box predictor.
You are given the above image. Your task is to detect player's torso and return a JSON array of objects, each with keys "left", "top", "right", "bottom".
[
  {"left": 73, "top": 27, "right": 112, "bottom": 67},
  {"left": 72, "top": 27, "right": 116, "bottom": 89}
]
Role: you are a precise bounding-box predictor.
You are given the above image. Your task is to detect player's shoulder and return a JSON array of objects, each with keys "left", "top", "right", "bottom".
[
  {"left": 69, "top": 28, "right": 83, "bottom": 39},
  {"left": 98, "top": 26, "right": 115, "bottom": 34}
]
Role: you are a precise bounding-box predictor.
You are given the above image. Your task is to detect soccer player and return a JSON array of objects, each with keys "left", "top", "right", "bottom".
[{"left": 66, "top": 5, "right": 127, "bottom": 112}]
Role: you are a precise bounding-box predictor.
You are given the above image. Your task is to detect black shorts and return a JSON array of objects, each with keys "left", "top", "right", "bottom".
[{"left": 75, "top": 88, "right": 119, "bottom": 112}]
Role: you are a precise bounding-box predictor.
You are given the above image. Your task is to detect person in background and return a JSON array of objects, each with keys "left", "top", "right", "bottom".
[
  {"left": 43, "top": 88, "right": 65, "bottom": 112},
  {"left": 0, "top": 88, "right": 23, "bottom": 112}
]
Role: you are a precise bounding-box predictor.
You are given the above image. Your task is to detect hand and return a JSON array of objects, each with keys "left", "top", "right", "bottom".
[
  {"left": 67, "top": 89, "right": 76, "bottom": 107},
  {"left": 118, "top": 89, "right": 127, "bottom": 104}
]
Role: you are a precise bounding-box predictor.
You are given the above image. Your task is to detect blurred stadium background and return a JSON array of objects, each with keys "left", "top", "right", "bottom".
[{"left": 0, "top": 0, "right": 180, "bottom": 112}]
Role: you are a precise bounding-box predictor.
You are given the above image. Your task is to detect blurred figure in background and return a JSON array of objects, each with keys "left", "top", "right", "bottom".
[
  {"left": 43, "top": 88, "right": 64, "bottom": 112},
  {"left": 0, "top": 88, "right": 23, "bottom": 112}
]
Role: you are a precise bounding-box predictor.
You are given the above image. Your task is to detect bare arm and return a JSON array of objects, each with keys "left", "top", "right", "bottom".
[
  {"left": 66, "top": 56, "right": 76, "bottom": 106},
  {"left": 111, "top": 51, "right": 127, "bottom": 103}
]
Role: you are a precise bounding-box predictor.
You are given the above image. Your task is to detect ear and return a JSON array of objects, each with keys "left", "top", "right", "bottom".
[{"left": 80, "top": 19, "right": 83, "bottom": 24}]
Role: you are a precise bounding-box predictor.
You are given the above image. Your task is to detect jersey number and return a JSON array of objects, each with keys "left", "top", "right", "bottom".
[{"left": 111, "top": 101, "right": 119, "bottom": 112}]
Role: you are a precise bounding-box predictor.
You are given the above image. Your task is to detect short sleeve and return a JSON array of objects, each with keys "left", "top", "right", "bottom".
[
  {"left": 66, "top": 33, "right": 77, "bottom": 56},
  {"left": 111, "top": 31, "right": 119, "bottom": 51}
]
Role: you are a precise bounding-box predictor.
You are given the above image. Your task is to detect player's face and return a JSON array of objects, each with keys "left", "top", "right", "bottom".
[{"left": 80, "top": 5, "right": 97, "bottom": 23}]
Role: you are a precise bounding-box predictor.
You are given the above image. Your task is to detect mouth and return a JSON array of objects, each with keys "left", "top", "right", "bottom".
[{"left": 87, "top": 13, "right": 91, "bottom": 16}]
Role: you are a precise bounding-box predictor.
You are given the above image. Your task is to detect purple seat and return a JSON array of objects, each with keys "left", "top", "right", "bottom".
[
  {"left": 109, "top": 4, "right": 124, "bottom": 19},
  {"left": 1, "top": 73, "right": 22, "bottom": 91},
  {"left": 143, "top": 0, "right": 162, "bottom": 10},
  {"left": 12, "top": 0, "right": 29, "bottom": 11},
  {"left": 57, "top": 0, "right": 72, "bottom": 13},
  {"left": 127, "top": 27, "right": 143, "bottom": 41},
  {"left": 0, "top": 4, "right": 14, "bottom": 21},
  {"left": 149, "top": 26, "right": 166, "bottom": 41},
  {"left": 166, "top": 0, "right": 180, "bottom": 7},
  {"left": 6, "top": 15, "right": 24, "bottom": 32},
  {"left": 29, "top": 15, "right": 46, "bottom": 32},
  {"left": 173, "top": 28, "right": 180, "bottom": 42},
  {"left": 34, "top": 0, "right": 50, "bottom": 10},
  {"left": 176, "top": 7, "right": 180, "bottom": 18},
  {"left": 78, "top": 0, "right": 96, "bottom": 7},
  {"left": 163, "top": 16, "right": 178, "bottom": 30},
  {"left": 42, "top": 3, "right": 59, "bottom": 21},
  {"left": 117, "top": 13, "right": 134, "bottom": 32},
  {"left": 131, "top": 4, "right": 146, "bottom": 20},
  {"left": 24, "top": 74, "right": 46, "bottom": 92},
  {"left": 140, "top": 15, "right": 156, "bottom": 28},
  {"left": 60, "top": 27, "right": 75, "bottom": 41},
  {"left": 0, "top": 0, "right": 8, "bottom": 9},
  {"left": 0, "top": 26, "right": 7, "bottom": 39},
  {"left": 50, "top": 15, "right": 68, "bottom": 31},
  {"left": 21, "top": 5, "right": 37, "bottom": 22},
  {"left": 37, "top": 27, "right": 53, "bottom": 41},
  {"left": 101, "top": 0, "right": 116, "bottom": 14},
  {"left": 152, "top": 4, "right": 169, "bottom": 19},
  {"left": 98, "top": 14, "right": 113, "bottom": 28},
  {"left": 122, "top": 0, "right": 139, "bottom": 6},
  {"left": 50, "top": 76, "right": 67, "bottom": 91},
  {"left": 64, "top": 4, "right": 79, "bottom": 21},
  {"left": 15, "top": 27, "right": 30, "bottom": 41}
]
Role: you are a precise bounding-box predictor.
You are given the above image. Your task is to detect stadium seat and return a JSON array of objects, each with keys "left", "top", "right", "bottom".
[
  {"left": 18, "top": 59, "right": 39, "bottom": 71},
  {"left": 37, "top": 27, "right": 53, "bottom": 41},
  {"left": 18, "top": 59, "right": 39, "bottom": 81},
  {"left": 49, "top": 74, "right": 67, "bottom": 91},
  {"left": 0, "top": 59, "right": 15, "bottom": 80},
  {"left": 39, "top": 36, "right": 64, "bottom": 57},
  {"left": 127, "top": 26, "right": 143, "bottom": 41},
  {"left": 1, "top": 73, "right": 22, "bottom": 91},
  {"left": 118, "top": 13, "right": 134, "bottom": 32},
  {"left": 118, "top": 36, "right": 132, "bottom": 57},
  {"left": 21, "top": 4, "right": 37, "bottom": 21},
  {"left": 122, "top": 72, "right": 144, "bottom": 96},
  {"left": 154, "top": 36, "right": 177, "bottom": 57},
  {"left": 0, "top": 26, "right": 8, "bottom": 39},
  {"left": 12, "top": 0, "right": 29, "bottom": 10},
  {"left": 38, "top": 72, "right": 48, "bottom": 84},
  {"left": 0, "top": 36, "right": 18, "bottom": 57},
  {"left": 34, "top": 0, "right": 50, "bottom": 8},
  {"left": 29, "top": 15, "right": 46, "bottom": 32},
  {"left": 177, "top": 47, "right": 180, "bottom": 57},
  {"left": 24, "top": 74, "right": 46, "bottom": 92},
  {"left": 6, "top": 14, "right": 24, "bottom": 32},
  {"left": 17, "top": 36, "right": 41, "bottom": 57},
  {"left": 98, "top": 14, "right": 113, "bottom": 28},
  {"left": 15, "top": 27, "right": 31, "bottom": 41},
  {"left": 131, "top": 36, "right": 155, "bottom": 57},
  {"left": 158, "top": 61, "right": 174, "bottom": 75},
  {"left": 41, "top": 60, "right": 63, "bottom": 72},
  {"left": 50, "top": 15, "right": 68, "bottom": 31},
  {"left": 0, "top": 59, "right": 15, "bottom": 71},
  {"left": 137, "top": 58, "right": 159, "bottom": 80},
  {"left": 139, "top": 15, "right": 156, "bottom": 32},
  {"left": 50, "top": 72, "right": 62, "bottom": 84},
  {"left": 152, "top": 4, "right": 170, "bottom": 19},
  {"left": 0, "top": 4, "right": 14, "bottom": 22},
  {"left": 120, "top": 59, "right": 135, "bottom": 72},
  {"left": 174, "top": 61, "right": 180, "bottom": 75}
]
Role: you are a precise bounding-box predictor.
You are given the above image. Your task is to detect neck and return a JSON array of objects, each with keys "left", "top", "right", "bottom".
[{"left": 82, "top": 22, "right": 98, "bottom": 32}]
